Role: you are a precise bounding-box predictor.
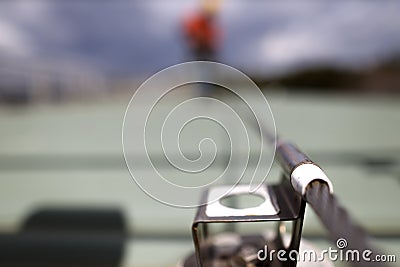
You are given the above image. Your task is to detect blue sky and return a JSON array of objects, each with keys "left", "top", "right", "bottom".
[{"left": 1, "top": 0, "right": 400, "bottom": 77}]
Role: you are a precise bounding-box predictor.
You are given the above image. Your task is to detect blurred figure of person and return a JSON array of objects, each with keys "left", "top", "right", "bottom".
[
  {"left": 182, "top": 0, "right": 222, "bottom": 97},
  {"left": 182, "top": 0, "right": 222, "bottom": 61}
]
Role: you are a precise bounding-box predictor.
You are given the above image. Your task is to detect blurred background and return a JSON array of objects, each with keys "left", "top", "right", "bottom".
[{"left": 0, "top": 0, "right": 399, "bottom": 266}]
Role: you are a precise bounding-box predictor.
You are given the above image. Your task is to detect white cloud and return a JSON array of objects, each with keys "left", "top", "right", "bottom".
[
  {"left": 260, "top": 30, "right": 329, "bottom": 65},
  {"left": 0, "top": 19, "right": 33, "bottom": 56},
  {"left": 0, "top": 0, "right": 52, "bottom": 57},
  {"left": 252, "top": 1, "right": 400, "bottom": 73}
]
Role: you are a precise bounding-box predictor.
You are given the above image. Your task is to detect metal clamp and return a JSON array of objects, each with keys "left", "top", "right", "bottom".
[{"left": 191, "top": 177, "right": 306, "bottom": 267}]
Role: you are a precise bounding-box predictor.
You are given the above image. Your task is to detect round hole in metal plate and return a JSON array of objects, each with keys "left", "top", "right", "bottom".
[{"left": 219, "top": 193, "right": 265, "bottom": 209}]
